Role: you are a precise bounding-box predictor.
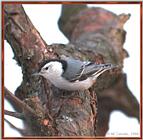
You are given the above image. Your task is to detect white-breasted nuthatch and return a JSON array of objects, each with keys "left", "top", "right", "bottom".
[{"left": 33, "top": 57, "right": 117, "bottom": 91}]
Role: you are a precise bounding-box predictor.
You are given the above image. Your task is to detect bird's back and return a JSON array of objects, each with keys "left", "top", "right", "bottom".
[{"left": 62, "top": 57, "right": 113, "bottom": 82}]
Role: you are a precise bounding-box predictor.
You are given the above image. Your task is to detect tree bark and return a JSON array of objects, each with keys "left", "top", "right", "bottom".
[
  {"left": 58, "top": 5, "right": 139, "bottom": 136},
  {"left": 4, "top": 4, "right": 139, "bottom": 137}
]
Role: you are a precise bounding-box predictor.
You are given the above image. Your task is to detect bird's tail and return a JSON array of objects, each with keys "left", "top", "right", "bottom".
[{"left": 92, "top": 63, "right": 118, "bottom": 80}]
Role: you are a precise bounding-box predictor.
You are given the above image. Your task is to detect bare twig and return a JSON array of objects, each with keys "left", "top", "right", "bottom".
[
  {"left": 4, "top": 110, "right": 25, "bottom": 120},
  {"left": 4, "top": 87, "right": 36, "bottom": 116},
  {"left": 4, "top": 118, "right": 27, "bottom": 136}
]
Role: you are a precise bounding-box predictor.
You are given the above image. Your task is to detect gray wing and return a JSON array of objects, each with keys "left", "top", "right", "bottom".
[
  {"left": 62, "top": 57, "right": 114, "bottom": 82},
  {"left": 62, "top": 57, "right": 85, "bottom": 81}
]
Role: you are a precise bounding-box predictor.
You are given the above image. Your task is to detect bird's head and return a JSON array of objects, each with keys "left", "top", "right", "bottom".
[{"left": 33, "top": 59, "right": 67, "bottom": 79}]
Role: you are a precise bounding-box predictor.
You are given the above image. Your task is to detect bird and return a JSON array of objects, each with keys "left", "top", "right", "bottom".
[{"left": 33, "top": 57, "right": 117, "bottom": 91}]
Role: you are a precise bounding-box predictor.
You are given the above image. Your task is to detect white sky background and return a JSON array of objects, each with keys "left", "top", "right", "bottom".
[{"left": 4, "top": 4, "right": 140, "bottom": 137}]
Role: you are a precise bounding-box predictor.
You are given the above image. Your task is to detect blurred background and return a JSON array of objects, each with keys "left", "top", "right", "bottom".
[{"left": 4, "top": 4, "right": 140, "bottom": 137}]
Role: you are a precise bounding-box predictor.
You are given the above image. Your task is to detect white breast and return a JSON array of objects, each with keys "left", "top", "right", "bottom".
[{"left": 47, "top": 74, "right": 93, "bottom": 91}]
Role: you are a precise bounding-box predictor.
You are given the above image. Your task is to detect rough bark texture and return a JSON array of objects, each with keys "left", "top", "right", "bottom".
[
  {"left": 58, "top": 5, "right": 139, "bottom": 136},
  {"left": 4, "top": 4, "right": 139, "bottom": 137}
]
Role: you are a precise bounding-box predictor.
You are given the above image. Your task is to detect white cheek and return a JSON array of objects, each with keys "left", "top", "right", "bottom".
[{"left": 50, "top": 66, "right": 63, "bottom": 75}]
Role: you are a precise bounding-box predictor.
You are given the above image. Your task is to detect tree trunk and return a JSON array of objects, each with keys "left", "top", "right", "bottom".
[{"left": 4, "top": 4, "right": 139, "bottom": 136}]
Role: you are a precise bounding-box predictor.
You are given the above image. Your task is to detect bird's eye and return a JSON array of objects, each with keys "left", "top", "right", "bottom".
[{"left": 45, "top": 67, "right": 49, "bottom": 70}]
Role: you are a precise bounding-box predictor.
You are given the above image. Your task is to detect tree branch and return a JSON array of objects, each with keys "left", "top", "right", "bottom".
[
  {"left": 4, "top": 4, "right": 139, "bottom": 137},
  {"left": 4, "top": 110, "right": 25, "bottom": 120},
  {"left": 4, "top": 4, "right": 98, "bottom": 136},
  {"left": 4, "top": 118, "right": 27, "bottom": 136},
  {"left": 4, "top": 87, "right": 36, "bottom": 117}
]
